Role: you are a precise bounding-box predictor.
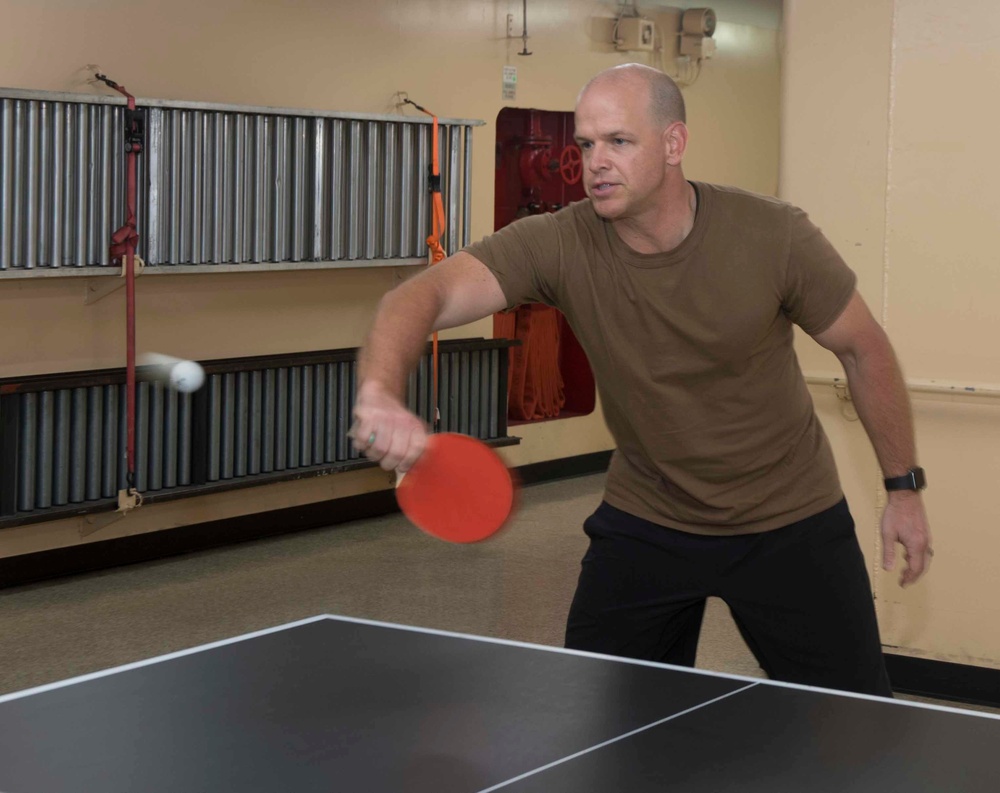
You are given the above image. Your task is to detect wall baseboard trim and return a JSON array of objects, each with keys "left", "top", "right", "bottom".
[
  {"left": 885, "top": 653, "right": 1000, "bottom": 710},
  {"left": 0, "top": 488, "right": 398, "bottom": 590},
  {"left": 0, "top": 450, "right": 613, "bottom": 589},
  {"left": 513, "top": 450, "right": 613, "bottom": 486}
]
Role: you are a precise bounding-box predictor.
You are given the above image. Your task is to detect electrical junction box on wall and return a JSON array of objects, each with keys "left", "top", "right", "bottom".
[
  {"left": 616, "top": 18, "right": 655, "bottom": 51},
  {"left": 679, "top": 35, "right": 717, "bottom": 58}
]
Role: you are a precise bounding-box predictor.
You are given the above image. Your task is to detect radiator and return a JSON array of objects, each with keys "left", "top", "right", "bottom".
[
  {"left": 0, "top": 339, "right": 516, "bottom": 526},
  {"left": 0, "top": 88, "right": 479, "bottom": 271}
]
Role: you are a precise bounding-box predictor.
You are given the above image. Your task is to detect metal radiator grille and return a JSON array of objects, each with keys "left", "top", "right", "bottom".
[
  {"left": 0, "top": 89, "right": 478, "bottom": 271},
  {"left": 0, "top": 340, "right": 514, "bottom": 524}
]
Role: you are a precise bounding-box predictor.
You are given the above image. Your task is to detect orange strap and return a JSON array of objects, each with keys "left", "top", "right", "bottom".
[
  {"left": 404, "top": 99, "right": 447, "bottom": 428},
  {"left": 426, "top": 118, "right": 447, "bottom": 266},
  {"left": 428, "top": 117, "right": 444, "bottom": 427}
]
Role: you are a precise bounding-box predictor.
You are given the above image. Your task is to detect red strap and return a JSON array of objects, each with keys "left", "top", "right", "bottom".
[
  {"left": 97, "top": 73, "right": 141, "bottom": 488},
  {"left": 110, "top": 218, "right": 138, "bottom": 260}
]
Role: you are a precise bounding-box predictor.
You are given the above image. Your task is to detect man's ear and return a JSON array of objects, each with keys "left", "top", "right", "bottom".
[{"left": 664, "top": 121, "right": 689, "bottom": 166}]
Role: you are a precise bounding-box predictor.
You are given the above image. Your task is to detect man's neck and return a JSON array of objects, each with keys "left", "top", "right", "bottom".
[{"left": 612, "top": 180, "right": 697, "bottom": 255}]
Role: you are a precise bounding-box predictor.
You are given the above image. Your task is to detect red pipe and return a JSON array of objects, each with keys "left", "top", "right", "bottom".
[
  {"left": 125, "top": 122, "right": 137, "bottom": 483},
  {"left": 97, "top": 74, "right": 141, "bottom": 488}
]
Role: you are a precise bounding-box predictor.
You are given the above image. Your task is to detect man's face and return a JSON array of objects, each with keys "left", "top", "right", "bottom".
[{"left": 573, "top": 79, "right": 668, "bottom": 221}]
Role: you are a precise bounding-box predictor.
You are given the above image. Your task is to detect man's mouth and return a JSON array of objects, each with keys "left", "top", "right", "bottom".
[{"left": 590, "top": 182, "right": 618, "bottom": 195}]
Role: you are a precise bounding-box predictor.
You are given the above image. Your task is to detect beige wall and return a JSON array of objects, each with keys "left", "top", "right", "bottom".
[
  {"left": 782, "top": 0, "right": 1000, "bottom": 668},
  {"left": 0, "top": 2, "right": 780, "bottom": 553}
]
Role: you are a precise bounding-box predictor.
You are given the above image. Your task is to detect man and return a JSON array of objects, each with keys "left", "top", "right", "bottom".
[{"left": 351, "top": 64, "right": 932, "bottom": 697}]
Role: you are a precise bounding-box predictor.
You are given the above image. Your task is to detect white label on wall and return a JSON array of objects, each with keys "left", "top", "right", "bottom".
[{"left": 502, "top": 66, "right": 517, "bottom": 101}]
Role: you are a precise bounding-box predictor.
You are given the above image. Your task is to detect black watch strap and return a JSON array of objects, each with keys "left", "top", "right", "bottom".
[{"left": 884, "top": 467, "right": 926, "bottom": 492}]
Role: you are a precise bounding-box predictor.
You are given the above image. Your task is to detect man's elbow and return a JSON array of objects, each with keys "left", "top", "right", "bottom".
[
  {"left": 841, "top": 327, "right": 898, "bottom": 378},
  {"left": 378, "top": 271, "right": 448, "bottom": 324}
]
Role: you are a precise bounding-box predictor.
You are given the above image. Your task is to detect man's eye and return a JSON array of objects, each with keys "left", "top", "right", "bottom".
[
  {"left": 579, "top": 142, "right": 592, "bottom": 150},
  {"left": 613, "top": 138, "right": 627, "bottom": 146}
]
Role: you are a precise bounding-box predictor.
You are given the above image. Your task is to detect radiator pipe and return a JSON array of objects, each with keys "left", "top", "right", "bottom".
[{"left": 519, "top": 0, "right": 532, "bottom": 56}]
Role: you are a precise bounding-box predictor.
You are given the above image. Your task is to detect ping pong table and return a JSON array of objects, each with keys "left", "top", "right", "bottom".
[{"left": 0, "top": 614, "right": 996, "bottom": 792}]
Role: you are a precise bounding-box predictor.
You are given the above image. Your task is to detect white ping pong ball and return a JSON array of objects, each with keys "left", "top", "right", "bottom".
[{"left": 169, "top": 360, "right": 205, "bottom": 393}]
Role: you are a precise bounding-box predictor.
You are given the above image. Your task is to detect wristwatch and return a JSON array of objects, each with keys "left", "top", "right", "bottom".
[{"left": 884, "top": 467, "right": 927, "bottom": 492}]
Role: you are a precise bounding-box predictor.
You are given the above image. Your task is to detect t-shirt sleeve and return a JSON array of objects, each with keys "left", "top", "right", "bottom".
[
  {"left": 461, "top": 213, "right": 562, "bottom": 309},
  {"left": 781, "top": 207, "right": 858, "bottom": 335}
]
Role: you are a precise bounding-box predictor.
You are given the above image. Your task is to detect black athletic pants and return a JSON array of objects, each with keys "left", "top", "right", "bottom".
[{"left": 565, "top": 499, "right": 893, "bottom": 697}]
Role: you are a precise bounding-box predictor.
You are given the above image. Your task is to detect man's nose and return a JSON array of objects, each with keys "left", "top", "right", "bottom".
[{"left": 586, "top": 144, "right": 609, "bottom": 172}]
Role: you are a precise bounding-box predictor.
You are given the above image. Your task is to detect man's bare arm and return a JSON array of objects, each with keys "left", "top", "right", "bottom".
[
  {"left": 353, "top": 251, "right": 508, "bottom": 471},
  {"left": 358, "top": 252, "right": 508, "bottom": 398},
  {"left": 813, "top": 291, "right": 933, "bottom": 586}
]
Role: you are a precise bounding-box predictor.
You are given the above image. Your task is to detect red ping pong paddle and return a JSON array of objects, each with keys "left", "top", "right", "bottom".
[{"left": 395, "top": 433, "right": 516, "bottom": 543}]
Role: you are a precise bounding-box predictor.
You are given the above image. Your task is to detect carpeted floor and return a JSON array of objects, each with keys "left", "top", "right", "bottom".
[{"left": 0, "top": 472, "right": 994, "bottom": 716}]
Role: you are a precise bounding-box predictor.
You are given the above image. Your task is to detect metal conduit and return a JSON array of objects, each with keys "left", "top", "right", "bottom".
[
  {"left": 0, "top": 88, "right": 482, "bottom": 272},
  {"left": 805, "top": 375, "right": 1000, "bottom": 400}
]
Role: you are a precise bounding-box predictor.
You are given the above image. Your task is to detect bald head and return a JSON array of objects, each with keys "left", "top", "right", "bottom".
[{"left": 578, "top": 64, "right": 686, "bottom": 129}]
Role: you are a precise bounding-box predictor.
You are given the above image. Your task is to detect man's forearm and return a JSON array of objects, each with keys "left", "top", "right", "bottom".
[
  {"left": 357, "top": 277, "right": 444, "bottom": 400},
  {"left": 813, "top": 292, "right": 931, "bottom": 584},
  {"left": 841, "top": 336, "right": 917, "bottom": 478},
  {"left": 357, "top": 252, "right": 509, "bottom": 404}
]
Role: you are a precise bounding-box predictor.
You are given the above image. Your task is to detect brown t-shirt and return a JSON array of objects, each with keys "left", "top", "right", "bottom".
[{"left": 465, "top": 182, "right": 857, "bottom": 534}]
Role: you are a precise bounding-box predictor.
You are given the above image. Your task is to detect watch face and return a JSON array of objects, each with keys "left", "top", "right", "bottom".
[{"left": 912, "top": 467, "right": 927, "bottom": 489}]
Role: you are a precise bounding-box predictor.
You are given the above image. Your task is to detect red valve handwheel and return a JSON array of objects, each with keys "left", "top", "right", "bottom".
[{"left": 559, "top": 145, "right": 582, "bottom": 185}]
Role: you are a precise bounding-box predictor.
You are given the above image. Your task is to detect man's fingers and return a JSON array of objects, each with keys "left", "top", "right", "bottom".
[
  {"left": 349, "top": 420, "right": 393, "bottom": 461},
  {"left": 397, "top": 428, "right": 428, "bottom": 473},
  {"left": 379, "top": 426, "right": 428, "bottom": 472},
  {"left": 900, "top": 544, "right": 932, "bottom": 587},
  {"left": 882, "top": 541, "right": 895, "bottom": 572},
  {"left": 350, "top": 418, "right": 428, "bottom": 470},
  {"left": 880, "top": 497, "right": 932, "bottom": 588},
  {"left": 348, "top": 423, "right": 377, "bottom": 453},
  {"left": 378, "top": 432, "right": 410, "bottom": 471},
  {"left": 350, "top": 386, "right": 428, "bottom": 470}
]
